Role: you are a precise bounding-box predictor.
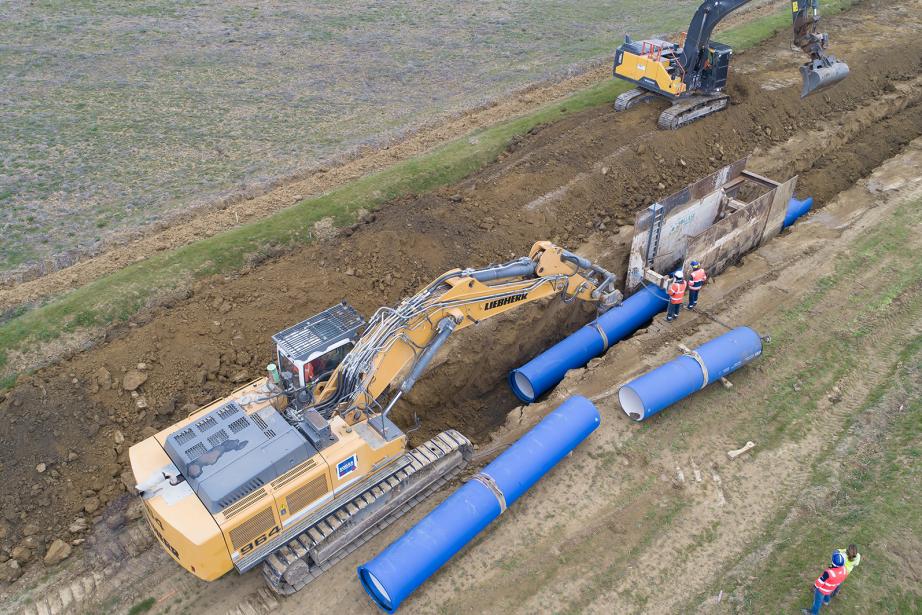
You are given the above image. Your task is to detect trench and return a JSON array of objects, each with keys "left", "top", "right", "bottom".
[{"left": 397, "top": 83, "right": 922, "bottom": 449}]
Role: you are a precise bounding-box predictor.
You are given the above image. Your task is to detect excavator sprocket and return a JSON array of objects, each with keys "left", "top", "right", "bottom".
[
  {"left": 258, "top": 430, "right": 472, "bottom": 595},
  {"left": 657, "top": 93, "right": 730, "bottom": 129}
]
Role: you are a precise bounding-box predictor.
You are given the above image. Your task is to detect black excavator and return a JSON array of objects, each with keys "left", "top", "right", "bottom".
[{"left": 612, "top": 0, "right": 850, "bottom": 129}]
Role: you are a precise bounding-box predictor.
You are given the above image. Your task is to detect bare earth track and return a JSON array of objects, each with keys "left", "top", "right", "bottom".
[{"left": 1, "top": 0, "right": 921, "bottom": 613}]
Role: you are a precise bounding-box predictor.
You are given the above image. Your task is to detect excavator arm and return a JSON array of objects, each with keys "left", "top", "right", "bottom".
[
  {"left": 613, "top": 0, "right": 848, "bottom": 121},
  {"left": 791, "top": 0, "right": 850, "bottom": 97},
  {"left": 305, "top": 241, "right": 620, "bottom": 431},
  {"left": 680, "top": 0, "right": 848, "bottom": 97}
]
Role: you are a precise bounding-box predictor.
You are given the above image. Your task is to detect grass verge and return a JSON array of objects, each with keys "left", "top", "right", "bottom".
[
  {"left": 0, "top": 0, "right": 856, "bottom": 386},
  {"left": 737, "top": 336, "right": 922, "bottom": 613},
  {"left": 677, "top": 195, "right": 922, "bottom": 613}
]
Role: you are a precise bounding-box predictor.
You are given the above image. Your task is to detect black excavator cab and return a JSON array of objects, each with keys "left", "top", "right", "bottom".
[{"left": 700, "top": 43, "right": 733, "bottom": 92}]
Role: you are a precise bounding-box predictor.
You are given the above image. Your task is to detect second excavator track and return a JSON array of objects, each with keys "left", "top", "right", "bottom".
[{"left": 614, "top": 87, "right": 662, "bottom": 112}]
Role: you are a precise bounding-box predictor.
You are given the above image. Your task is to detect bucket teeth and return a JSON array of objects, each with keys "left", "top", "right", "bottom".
[{"left": 800, "top": 58, "right": 850, "bottom": 98}]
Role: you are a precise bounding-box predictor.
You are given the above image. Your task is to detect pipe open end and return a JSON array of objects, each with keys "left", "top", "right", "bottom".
[
  {"left": 359, "top": 567, "right": 395, "bottom": 613},
  {"left": 618, "top": 386, "right": 645, "bottom": 421},
  {"left": 510, "top": 370, "right": 536, "bottom": 403}
]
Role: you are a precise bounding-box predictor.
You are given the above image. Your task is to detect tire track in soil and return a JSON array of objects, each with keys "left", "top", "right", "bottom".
[{"left": 2, "top": 0, "right": 922, "bottom": 610}]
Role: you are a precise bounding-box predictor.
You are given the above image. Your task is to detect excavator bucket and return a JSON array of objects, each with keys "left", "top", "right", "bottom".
[{"left": 800, "top": 56, "right": 850, "bottom": 98}]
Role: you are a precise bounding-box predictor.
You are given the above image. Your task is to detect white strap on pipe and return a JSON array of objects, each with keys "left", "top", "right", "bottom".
[
  {"left": 679, "top": 345, "right": 710, "bottom": 390},
  {"left": 472, "top": 472, "right": 507, "bottom": 514},
  {"left": 594, "top": 323, "right": 610, "bottom": 352}
]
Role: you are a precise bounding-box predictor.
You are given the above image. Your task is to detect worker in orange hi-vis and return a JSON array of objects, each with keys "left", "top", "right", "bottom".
[
  {"left": 665, "top": 271, "right": 687, "bottom": 323},
  {"left": 687, "top": 260, "right": 707, "bottom": 309},
  {"left": 803, "top": 551, "right": 847, "bottom": 614}
]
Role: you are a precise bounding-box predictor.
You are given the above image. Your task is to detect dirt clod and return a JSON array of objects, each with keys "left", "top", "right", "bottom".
[
  {"left": 83, "top": 497, "right": 100, "bottom": 514},
  {"left": 43, "top": 539, "right": 71, "bottom": 566},
  {"left": 11, "top": 546, "right": 31, "bottom": 564},
  {"left": 122, "top": 370, "right": 148, "bottom": 391},
  {"left": 0, "top": 559, "right": 23, "bottom": 583}
]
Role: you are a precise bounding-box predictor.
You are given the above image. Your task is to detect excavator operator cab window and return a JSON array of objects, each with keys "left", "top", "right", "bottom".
[
  {"left": 702, "top": 42, "right": 732, "bottom": 91},
  {"left": 299, "top": 342, "right": 354, "bottom": 388},
  {"left": 272, "top": 301, "right": 367, "bottom": 390}
]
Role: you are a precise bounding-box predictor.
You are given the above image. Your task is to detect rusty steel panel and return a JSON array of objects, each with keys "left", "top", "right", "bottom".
[
  {"left": 759, "top": 176, "right": 798, "bottom": 244},
  {"left": 686, "top": 185, "right": 777, "bottom": 277},
  {"left": 633, "top": 158, "right": 748, "bottom": 232}
]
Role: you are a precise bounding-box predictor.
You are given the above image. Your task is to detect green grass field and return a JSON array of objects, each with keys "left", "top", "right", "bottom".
[{"left": 679, "top": 195, "right": 922, "bottom": 613}]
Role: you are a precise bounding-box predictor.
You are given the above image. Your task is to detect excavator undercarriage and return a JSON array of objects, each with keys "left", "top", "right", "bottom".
[{"left": 259, "top": 430, "right": 471, "bottom": 594}]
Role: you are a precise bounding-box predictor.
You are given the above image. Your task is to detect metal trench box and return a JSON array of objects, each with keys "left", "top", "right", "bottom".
[{"left": 625, "top": 157, "right": 797, "bottom": 291}]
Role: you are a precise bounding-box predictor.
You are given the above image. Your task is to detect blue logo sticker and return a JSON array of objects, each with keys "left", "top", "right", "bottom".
[{"left": 336, "top": 454, "right": 358, "bottom": 480}]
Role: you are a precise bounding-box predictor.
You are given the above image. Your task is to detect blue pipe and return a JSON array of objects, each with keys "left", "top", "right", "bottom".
[
  {"left": 618, "top": 326, "right": 763, "bottom": 421},
  {"left": 783, "top": 196, "right": 813, "bottom": 229},
  {"left": 509, "top": 285, "right": 668, "bottom": 403},
  {"left": 357, "top": 396, "right": 601, "bottom": 612}
]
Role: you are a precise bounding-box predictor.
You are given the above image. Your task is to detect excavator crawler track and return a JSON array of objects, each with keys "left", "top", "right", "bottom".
[
  {"left": 657, "top": 93, "right": 729, "bottom": 129},
  {"left": 614, "top": 87, "right": 663, "bottom": 112},
  {"left": 258, "top": 430, "right": 472, "bottom": 595}
]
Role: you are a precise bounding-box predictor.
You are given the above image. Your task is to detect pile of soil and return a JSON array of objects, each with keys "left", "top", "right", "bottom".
[{"left": 3, "top": 2, "right": 922, "bottom": 573}]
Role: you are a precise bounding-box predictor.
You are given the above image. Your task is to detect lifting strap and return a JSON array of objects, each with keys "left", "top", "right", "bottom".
[
  {"left": 594, "top": 323, "right": 610, "bottom": 352},
  {"left": 472, "top": 472, "right": 507, "bottom": 514},
  {"left": 681, "top": 346, "right": 710, "bottom": 390}
]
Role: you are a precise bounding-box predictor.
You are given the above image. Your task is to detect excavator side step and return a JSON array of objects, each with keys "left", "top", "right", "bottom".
[
  {"left": 260, "top": 430, "right": 472, "bottom": 595},
  {"left": 657, "top": 93, "right": 729, "bottom": 129}
]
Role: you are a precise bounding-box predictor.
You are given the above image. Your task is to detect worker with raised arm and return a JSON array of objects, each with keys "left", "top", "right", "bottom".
[
  {"left": 803, "top": 551, "right": 847, "bottom": 614},
  {"left": 832, "top": 544, "right": 860, "bottom": 597},
  {"left": 687, "top": 260, "right": 707, "bottom": 309},
  {"left": 666, "top": 270, "right": 687, "bottom": 322}
]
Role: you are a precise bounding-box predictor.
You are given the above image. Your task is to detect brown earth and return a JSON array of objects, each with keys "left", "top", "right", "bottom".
[{"left": 1, "top": 0, "right": 922, "bottom": 611}]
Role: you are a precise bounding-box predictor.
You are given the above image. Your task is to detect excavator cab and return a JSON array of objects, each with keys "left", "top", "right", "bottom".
[
  {"left": 272, "top": 302, "right": 366, "bottom": 390},
  {"left": 699, "top": 43, "right": 732, "bottom": 92}
]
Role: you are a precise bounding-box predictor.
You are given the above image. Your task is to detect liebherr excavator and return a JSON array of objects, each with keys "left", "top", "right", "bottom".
[
  {"left": 613, "top": 0, "right": 850, "bottom": 128},
  {"left": 128, "top": 242, "right": 622, "bottom": 594}
]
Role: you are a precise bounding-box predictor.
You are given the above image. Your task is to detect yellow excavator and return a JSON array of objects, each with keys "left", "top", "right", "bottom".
[
  {"left": 129, "top": 241, "right": 622, "bottom": 594},
  {"left": 612, "top": 0, "right": 850, "bottom": 128}
]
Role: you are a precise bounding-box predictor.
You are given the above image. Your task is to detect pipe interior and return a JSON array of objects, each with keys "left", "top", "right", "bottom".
[
  {"left": 618, "top": 386, "right": 645, "bottom": 421},
  {"left": 364, "top": 570, "right": 391, "bottom": 605},
  {"left": 513, "top": 371, "right": 535, "bottom": 402}
]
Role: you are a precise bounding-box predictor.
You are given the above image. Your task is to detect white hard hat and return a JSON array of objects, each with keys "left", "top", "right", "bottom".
[{"left": 674, "top": 270, "right": 684, "bottom": 279}]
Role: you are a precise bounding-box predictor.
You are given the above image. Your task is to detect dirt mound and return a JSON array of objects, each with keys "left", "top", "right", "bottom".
[{"left": 3, "top": 1, "right": 922, "bottom": 577}]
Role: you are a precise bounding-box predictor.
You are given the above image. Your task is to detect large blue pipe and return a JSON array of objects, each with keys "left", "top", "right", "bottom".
[
  {"left": 783, "top": 196, "right": 813, "bottom": 229},
  {"left": 509, "top": 285, "right": 668, "bottom": 403},
  {"left": 618, "top": 326, "right": 763, "bottom": 421},
  {"left": 357, "top": 396, "right": 601, "bottom": 612}
]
